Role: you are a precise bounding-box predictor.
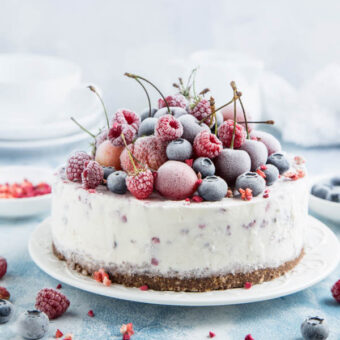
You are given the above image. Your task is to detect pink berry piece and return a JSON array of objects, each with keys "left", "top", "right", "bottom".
[
  {"left": 158, "top": 94, "right": 187, "bottom": 109},
  {"left": 66, "top": 151, "right": 92, "bottom": 182},
  {"left": 111, "top": 108, "right": 140, "bottom": 132},
  {"left": 155, "top": 114, "right": 183, "bottom": 141},
  {"left": 188, "top": 98, "right": 213, "bottom": 125},
  {"left": 126, "top": 169, "right": 154, "bottom": 199},
  {"left": 35, "top": 288, "right": 70, "bottom": 320},
  {"left": 215, "top": 149, "right": 251, "bottom": 185},
  {"left": 218, "top": 120, "right": 246, "bottom": 148},
  {"left": 0, "top": 257, "right": 7, "bottom": 279},
  {"left": 250, "top": 130, "right": 281, "bottom": 156},
  {"left": 239, "top": 139, "right": 268, "bottom": 171},
  {"left": 82, "top": 160, "right": 104, "bottom": 189},
  {"left": 155, "top": 161, "right": 198, "bottom": 200},
  {"left": 193, "top": 130, "right": 222, "bottom": 159}
]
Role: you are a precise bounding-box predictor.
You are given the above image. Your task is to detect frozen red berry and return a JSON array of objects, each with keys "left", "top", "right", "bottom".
[
  {"left": 126, "top": 170, "right": 154, "bottom": 199},
  {"left": 55, "top": 329, "right": 63, "bottom": 338},
  {"left": 0, "top": 287, "right": 10, "bottom": 299},
  {"left": 188, "top": 99, "right": 213, "bottom": 125},
  {"left": 158, "top": 94, "right": 187, "bottom": 109},
  {"left": 111, "top": 109, "right": 140, "bottom": 132},
  {"left": 108, "top": 122, "right": 137, "bottom": 147},
  {"left": 0, "top": 257, "right": 7, "bottom": 279},
  {"left": 155, "top": 161, "right": 198, "bottom": 200},
  {"left": 120, "top": 323, "right": 134, "bottom": 338},
  {"left": 245, "top": 334, "right": 254, "bottom": 340},
  {"left": 155, "top": 114, "right": 183, "bottom": 141},
  {"left": 193, "top": 130, "right": 222, "bottom": 159},
  {"left": 209, "top": 331, "right": 216, "bottom": 338},
  {"left": 87, "top": 310, "right": 95, "bottom": 317},
  {"left": 66, "top": 151, "right": 92, "bottom": 182},
  {"left": 35, "top": 288, "right": 70, "bottom": 319},
  {"left": 82, "top": 160, "right": 104, "bottom": 189},
  {"left": 139, "top": 285, "right": 149, "bottom": 291},
  {"left": 331, "top": 279, "right": 340, "bottom": 303},
  {"left": 244, "top": 282, "right": 252, "bottom": 289},
  {"left": 218, "top": 119, "right": 246, "bottom": 148},
  {"left": 56, "top": 284, "right": 62, "bottom": 289}
]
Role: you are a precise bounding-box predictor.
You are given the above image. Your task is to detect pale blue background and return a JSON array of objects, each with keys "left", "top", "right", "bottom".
[{"left": 0, "top": 144, "right": 340, "bottom": 339}]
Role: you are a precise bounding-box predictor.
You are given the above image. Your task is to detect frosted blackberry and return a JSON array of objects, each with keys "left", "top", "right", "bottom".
[
  {"left": 267, "top": 153, "right": 290, "bottom": 174},
  {"left": 300, "top": 317, "right": 329, "bottom": 340},
  {"left": 326, "top": 187, "right": 340, "bottom": 202},
  {"left": 107, "top": 171, "right": 128, "bottom": 194},
  {"left": 259, "top": 164, "right": 279, "bottom": 186},
  {"left": 235, "top": 172, "right": 266, "bottom": 197},
  {"left": 103, "top": 166, "right": 115, "bottom": 179},
  {"left": 140, "top": 107, "right": 157, "bottom": 121},
  {"left": 197, "top": 176, "right": 228, "bottom": 201},
  {"left": 138, "top": 117, "right": 158, "bottom": 137},
  {"left": 193, "top": 157, "right": 215, "bottom": 178},
  {"left": 0, "top": 299, "right": 13, "bottom": 324},
  {"left": 17, "top": 310, "right": 49, "bottom": 340},
  {"left": 166, "top": 138, "right": 193, "bottom": 161},
  {"left": 154, "top": 107, "right": 188, "bottom": 119},
  {"left": 311, "top": 184, "right": 331, "bottom": 200},
  {"left": 178, "top": 114, "right": 210, "bottom": 143}
]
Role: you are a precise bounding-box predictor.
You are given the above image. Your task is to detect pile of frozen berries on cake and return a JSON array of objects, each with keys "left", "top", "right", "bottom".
[{"left": 65, "top": 70, "right": 304, "bottom": 201}]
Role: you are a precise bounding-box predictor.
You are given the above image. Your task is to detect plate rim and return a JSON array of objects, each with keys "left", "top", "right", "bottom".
[{"left": 29, "top": 216, "right": 340, "bottom": 306}]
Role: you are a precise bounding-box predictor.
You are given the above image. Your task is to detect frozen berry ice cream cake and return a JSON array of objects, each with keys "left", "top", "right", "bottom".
[{"left": 51, "top": 73, "right": 309, "bottom": 292}]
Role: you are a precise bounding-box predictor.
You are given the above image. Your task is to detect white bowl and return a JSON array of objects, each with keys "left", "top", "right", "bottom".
[
  {"left": 309, "top": 174, "right": 340, "bottom": 223},
  {"left": 0, "top": 166, "right": 53, "bottom": 218},
  {"left": 0, "top": 53, "right": 81, "bottom": 120}
]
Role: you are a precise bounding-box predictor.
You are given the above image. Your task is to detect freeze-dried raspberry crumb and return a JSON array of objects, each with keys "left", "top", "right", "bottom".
[
  {"left": 0, "top": 257, "right": 7, "bottom": 279},
  {"left": 245, "top": 334, "right": 255, "bottom": 340},
  {"left": 0, "top": 287, "right": 10, "bottom": 299},
  {"left": 56, "top": 284, "right": 62, "bottom": 289},
  {"left": 82, "top": 160, "right": 104, "bottom": 189},
  {"left": 239, "top": 188, "right": 253, "bottom": 201},
  {"left": 192, "top": 195, "right": 203, "bottom": 203},
  {"left": 185, "top": 159, "right": 194, "bottom": 167},
  {"left": 155, "top": 115, "right": 183, "bottom": 141},
  {"left": 151, "top": 258, "right": 159, "bottom": 266},
  {"left": 260, "top": 164, "right": 267, "bottom": 171},
  {"left": 193, "top": 130, "right": 222, "bottom": 158},
  {"left": 55, "top": 329, "right": 63, "bottom": 338},
  {"left": 263, "top": 189, "right": 270, "bottom": 198},
  {"left": 63, "top": 333, "right": 73, "bottom": 340},
  {"left": 227, "top": 189, "right": 233, "bottom": 198},
  {"left": 218, "top": 120, "right": 246, "bottom": 148},
  {"left": 256, "top": 169, "right": 266, "bottom": 178},
  {"left": 331, "top": 279, "right": 340, "bottom": 303},
  {"left": 35, "top": 288, "right": 70, "bottom": 319},
  {"left": 66, "top": 151, "right": 92, "bottom": 182},
  {"left": 244, "top": 282, "right": 252, "bottom": 289},
  {"left": 158, "top": 94, "right": 187, "bottom": 109},
  {"left": 139, "top": 285, "right": 149, "bottom": 291},
  {"left": 185, "top": 198, "right": 191, "bottom": 202},
  {"left": 88, "top": 310, "right": 95, "bottom": 317},
  {"left": 294, "top": 155, "right": 305, "bottom": 165},
  {"left": 93, "top": 268, "right": 112, "bottom": 286},
  {"left": 208, "top": 331, "right": 216, "bottom": 338},
  {"left": 126, "top": 170, "right": 154, "bottom": 199},
  {"left": 120, "top": 323, "right": 134, "bottom": 338}
]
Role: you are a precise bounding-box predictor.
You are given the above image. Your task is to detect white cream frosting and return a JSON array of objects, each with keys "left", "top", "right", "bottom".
[{"left": 51, "top": 166, "right": 309, "bottom": 278}]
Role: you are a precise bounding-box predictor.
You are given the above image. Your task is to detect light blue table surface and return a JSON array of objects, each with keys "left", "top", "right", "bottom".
[{"left": 1, "top": 143, "right": 340, "bottom": 340}]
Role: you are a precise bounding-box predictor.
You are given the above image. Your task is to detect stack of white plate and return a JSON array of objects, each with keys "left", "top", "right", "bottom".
[{"left": 0, "top": 54, "right": 104, "bottom": 164}]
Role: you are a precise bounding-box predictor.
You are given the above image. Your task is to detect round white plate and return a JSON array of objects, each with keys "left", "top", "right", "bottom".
[
  {"left": 29, "top": 216, "right": 339, "bottom": 306},
  {"left": 309, "top": 174, "right": 340, "bottom": 223},
  {"left": 0, "top": 166, "right": 53, "bottom": 218}
]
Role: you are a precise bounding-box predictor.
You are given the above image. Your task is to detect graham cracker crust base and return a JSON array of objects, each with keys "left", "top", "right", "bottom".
[{"left": 53, "top": 243, "right": 304, "bottom": 292}]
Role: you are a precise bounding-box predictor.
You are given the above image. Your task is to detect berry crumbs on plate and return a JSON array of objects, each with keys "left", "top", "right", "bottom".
[
  {"left": 93, "top": 268, "right": 112, "bottom": 286},
  {"left": 0, "top": 179, "right": 51, "bottom": 199},
  {"left": 208, "top": 331, "right": 216, "bottom": 338},
  {"left": 55, "top": 329, "right": 63, "bottom": 338},
  {"left": 331, "top": 279, "right": 340, "bottom": 303},
  {"left": 87, "top": 309, "right": 95, "bottom": 317},
  {"left": 139, "top": 285, "right": 149, "bottom": 291},
  {"left": 120, "top": 323, "right": 134, "bottom": 339},
  {"left": 0, "top": 287, "right": 10, "bottom": 299},
  {"left": 244, "top": 282, "right": 252, "bottom": 289}
]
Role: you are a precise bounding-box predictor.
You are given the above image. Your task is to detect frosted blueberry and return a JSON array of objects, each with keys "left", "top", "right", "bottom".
[
  {"left": 107, "top": 171, "right": 128, "bottom": 194},
  {"left": 259, "top": 164, "right": 279, "bottom": 186},
  {"left": 235, "top": 172, "right": 266, "bottom": 197},
  {"left": 178, "top": 114, "right": 210, "bottom": 143},
  {"left": 103, "top": 166, "right": 115, "bottom": 179},
  {"left": 300, "top": 317, "right": 329, "bottom": 340},
  {"left": 198, "top": 176, "right": 228, "bottom": 201},
  {"left": 326, "top": 187, "right": 340, "bottom": 202},
  {"left": 0, "top": 299, "right": 13, "bottom": 324},
  {"left": 166, "top": 138, "right": 192, "bottom": 161},
  {"left": 140, "top": 107, "right": 158, "bottom": 121},
  {"left": 311, "top": 184, "right": 331, "bottom": 199},
  {"left": 17, "top": 310, "right": 49, "bottom": 340},
  {"left": 138, "top": 117, "right": 158, "bottom": 137},
  {"left": 267, "top": 153, "right": 290, "bottom": 174},
  {"left": 240, "top": 139, "right": 268, "bottom": 171},
  {"left": 154, "top": 107, "right": 188, "bottom": 119},
  {"left": 193, "top": 157, "right": 215, "bottom": 178},
  {"left": 330, "top": 176, "right": 340, "bottom": 186}
]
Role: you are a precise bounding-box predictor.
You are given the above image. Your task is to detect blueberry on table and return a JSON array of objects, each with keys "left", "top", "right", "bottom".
[
  {"left": 330, "top": 176, "right": 340, "bottom": 186},
  {"left": 197, "top": 175, "right": 228, "bottom": 201},
  {"left": 300, "top": 316, "right": 329, "bottom": 340},
  {"left": 266, "top": 153, "right": 290, "bottom": 174},
  {"left": 193, "top": 157, "right": 215, "bottom": 178},
  {"left": 311, "top": 184, "right": 331, "bottom": 200},
  {"left": 103, "top": 166, "right": 115, "bottom": 179},
  {"left": 235, "top": 172, "right": 266, "bottom": 197},
  {"left": 107, "top": 171, "right": 128, "bottom": 194},
  {"left": 0, "top": 299, "right": 13, "bottom": 324},
  {"left": 17, "top": 310, "right": 49, "bottom": 340},
  {"left": 166, "top": 138, "right": 193, "bottom": 161},
  {"left": 326, "top": 187, "right": 340, "bottom": 202}
]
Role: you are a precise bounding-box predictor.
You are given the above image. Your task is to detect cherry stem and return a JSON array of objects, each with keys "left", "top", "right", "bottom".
[
  {"left": 124, "top": 73, "right": 170, "bottom": 114},
  {"left": 130, "top": 77, "right": 152, "bottom": 118},
  {"left": 185, "top": 67, "right": 198, "bottom": 94},
  {"left": 209, "top": 97, "right": 218, "bottom": 135},
  {"left": 121, "top": 133, "right": 138, "bottom": 174},
  {"left": 237, "top": 95, "right": 250, "bottom": 139},
  {"left": 238, "top": 120, "right": 275, "bottom": 125},
  {"left": 88, "top": 85, "right": 110, "bottom": 130},
  {"left": 230, "top": 81, "right": 237, "bottom": 149},
  {"left": 70, "top": 117, "right": 96, "bottom": 138}
]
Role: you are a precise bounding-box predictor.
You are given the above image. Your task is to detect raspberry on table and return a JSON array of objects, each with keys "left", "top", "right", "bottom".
[
  {"left": 158, "top": 94, "right": 187, "bottom": 109},
  {"left": 66, "top": 152, "right": 92, "bottom": 182},
  {"left": 35, "top": 288, "right": 70, "bottom": 320},
  {"left": 331, "top": 279, "right": 340, "bottom": 303},
  {"left": 218, "top": 119, "right": 246, "bottom": 148},
  {"left": 193, "top": 130, "right": 222, "bottom": 158},
  {"left": 188, "top": 98, "right": 213, "bottom": 125},
  {"left": 82, "top": 160, "right": 104, "bottom": 189},
  {"left": 0, "top": 257, "right": 7, "bottom": 279},
  {"left": 126, "top": 170, "right": 154, "bottom": 199},
  {"left": 154, "top": 115, "right": 183, "bottom": 141}
]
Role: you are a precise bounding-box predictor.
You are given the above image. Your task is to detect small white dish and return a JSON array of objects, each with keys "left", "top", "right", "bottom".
[
  {"left": 29, "top": 216, "right": 339, "bottom": 306},
  {"left": 0, "top": 166, "right": 53, "bottom": 218},
  {"left": 309, "top": 174, "right": 340, "bottom": 223}
]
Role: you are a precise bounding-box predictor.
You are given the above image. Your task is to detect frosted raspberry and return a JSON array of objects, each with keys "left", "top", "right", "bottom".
[
  {"left": 108, "top": 122, "right": 137, "bottom": 147},
  {"left": 0, "top": 257, "right": 7, "bottom": 279},
  {"left": 189, "top": 99, "right": 213, "bottom": 125},
  {"left": 218, "top": 120, "right": 246, "bottom": 148},
  {"left": 193, "top": 130, "right": 222, "bottom": 159},
  {"left": 66, "top": 152, "right": 92, "bottom": 182},
  {"left": 35, "top": 288, "right": 70, "bottom": 319},
  {"left": 158, "top": 94, "right": 187, "bottom": 109},
  {"left": 111, "top": 109, "right": 140, "bottom": 132},
  {"left": 0, "top": 287, "right": 10, "bottom": 299},
  {"left": 126, "top": 170, "right": 154, "bottom": 199},
  {"left": 331, "top": 279, "right": 340, "bottom": 303},
  {"left": 155, "top": 115, "right": 183, "bottom": 141},
  {"left": 81, "top": 160, "right": 104, "bottom": 189},
  {"left": 95, "top": 129, "right": 108, "bottom": 148}
]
